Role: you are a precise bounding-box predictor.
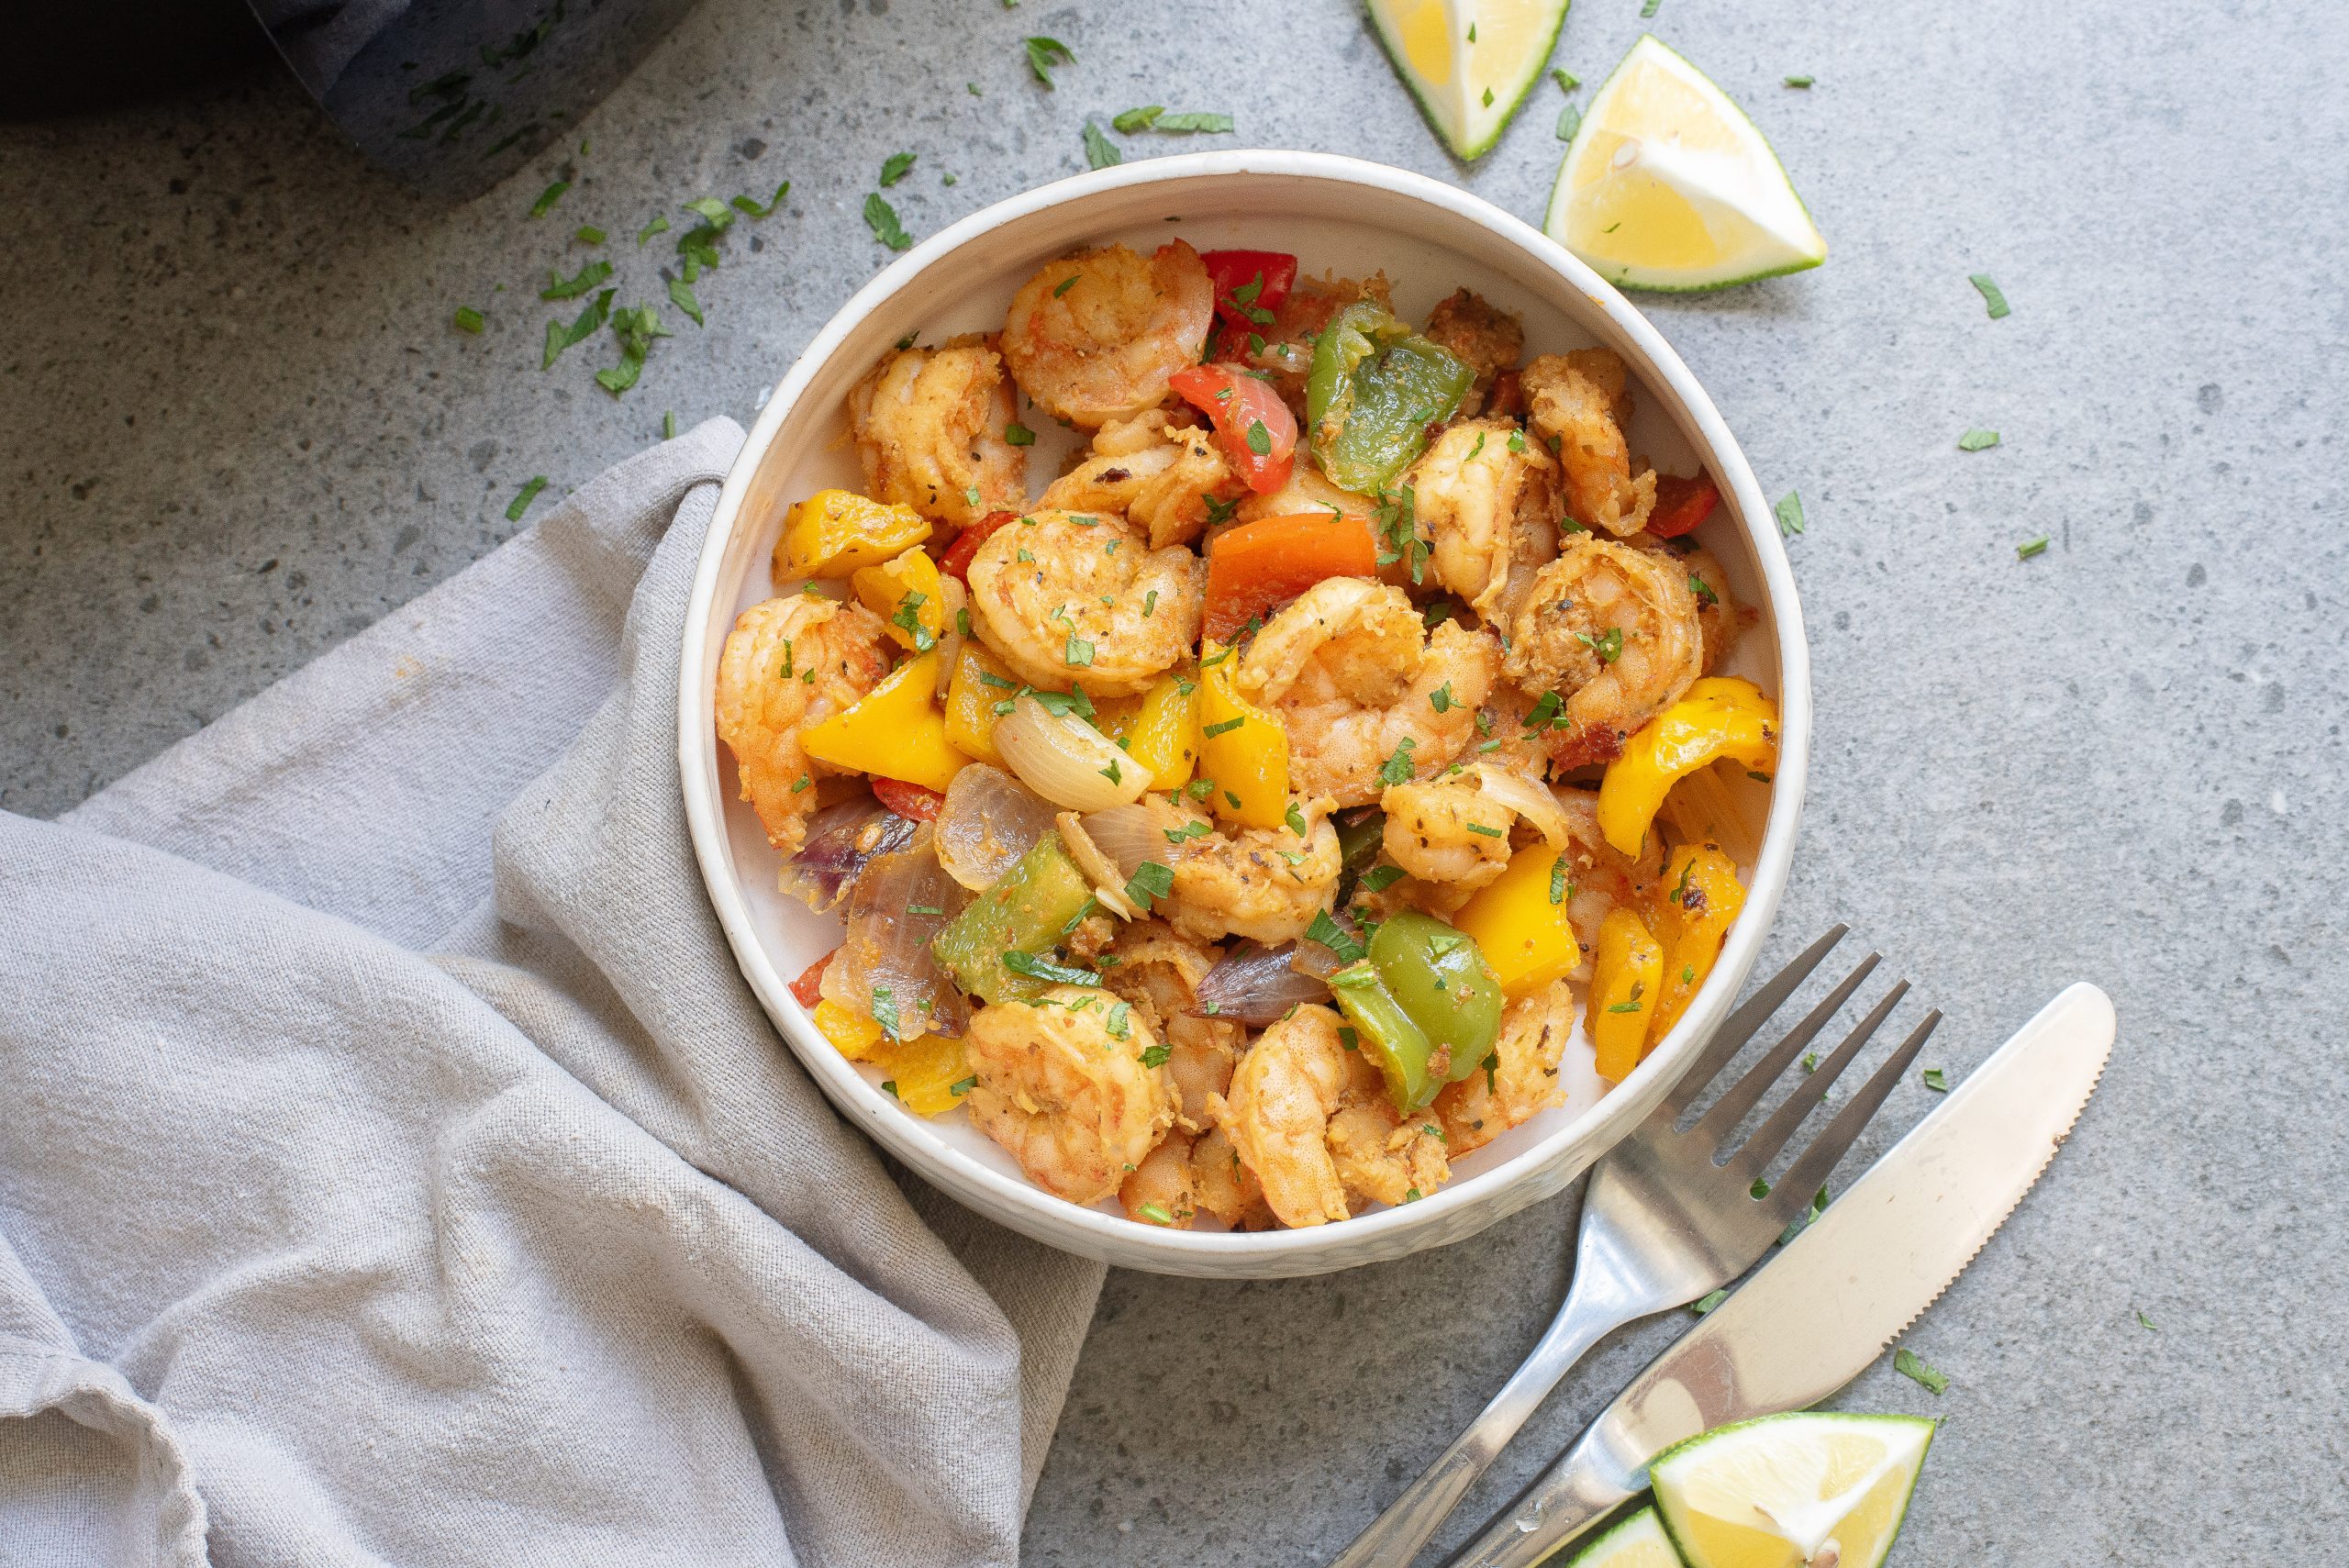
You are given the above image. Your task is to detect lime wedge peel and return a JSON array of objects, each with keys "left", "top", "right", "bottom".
[
  {"left": 1649, "top": 1412, "right": 1936, "bottom": 1568},
  {"left": 1562, "top": 1504, "right": 1682, "bottom": 1568},
  {"left": 1545, "top": 34, "right": 1827, "bottom": 293},
  {"left": 1370, "top": 0, "right": 1575, "bottom": 161}
]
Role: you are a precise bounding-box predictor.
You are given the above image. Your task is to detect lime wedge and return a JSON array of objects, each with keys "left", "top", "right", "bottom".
[
  {"left": 1370, "top": 0, "right": 1574, "bottom": 161},
  {"left": 1544, "top": 34, "right": 1826, "bottom": 292},
  {"left": 1563, "top": 1505, "right": 1682, "bottom": 1568},
  {"left": 1649, "top": 1412, "right": 1936, "bottom": 1568}
]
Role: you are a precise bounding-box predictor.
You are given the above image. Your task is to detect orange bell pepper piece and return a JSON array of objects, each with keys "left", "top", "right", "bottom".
[{"left": 1200, "top": 511, "right": 1376, "bottom": 642}]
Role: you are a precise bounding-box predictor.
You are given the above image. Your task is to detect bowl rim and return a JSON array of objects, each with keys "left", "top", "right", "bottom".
[{"left": 677, "top": 148, "right": 1811, "bottom": 1271}]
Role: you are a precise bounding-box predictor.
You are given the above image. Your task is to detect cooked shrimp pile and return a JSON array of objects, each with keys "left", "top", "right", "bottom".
[{"left": 718, "top": 238, "right": 1765, "bottom": 1231}]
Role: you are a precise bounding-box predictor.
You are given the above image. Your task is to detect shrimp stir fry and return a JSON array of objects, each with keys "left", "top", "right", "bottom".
[{"left": 725, "top": 242, "right": 1762, "bottom": 1231}]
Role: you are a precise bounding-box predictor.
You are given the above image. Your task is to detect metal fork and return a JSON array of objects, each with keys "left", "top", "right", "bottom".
[{"left": 1326, "top": 926, "right": 1941, "bottom": 1568}]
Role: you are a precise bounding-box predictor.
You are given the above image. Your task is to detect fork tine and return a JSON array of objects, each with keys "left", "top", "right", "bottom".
[
  {"left": 1729, "top": 980, "right": 1910, "bottom": 1173},
  {"left": 1690, "top": 954, "right": 1882, "bottom": 1138},
  {"left": 1659, "top": 924, "right": 1850, "bottom": 1118},
  {"left": 1771, "top": 1009, "right": 1945, "bottom": 1205}
]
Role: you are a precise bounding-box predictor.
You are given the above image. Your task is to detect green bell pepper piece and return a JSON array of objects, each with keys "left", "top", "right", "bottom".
[
  {"left": 1305, "top": 301, "right": 1476, "bottom": 495},
  {"left": 930, "top": 836, "right": 1096, "bottom": 1005},
  {"left": 1368, "top": 910, "right": 1505, "bottom": 1091},
  {"left": 1327, "top": 960, "right": 1437, "bottom": 1113}
]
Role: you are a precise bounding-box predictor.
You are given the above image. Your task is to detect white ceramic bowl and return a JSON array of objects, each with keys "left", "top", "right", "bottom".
[{"left": 679, "top": 150, "right": 1810, "bottom": 1279}]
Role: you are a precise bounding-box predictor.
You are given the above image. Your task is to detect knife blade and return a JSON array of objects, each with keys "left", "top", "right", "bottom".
[{"left": 1443, "top": 981, "right": 2115, "bottom": 1568}]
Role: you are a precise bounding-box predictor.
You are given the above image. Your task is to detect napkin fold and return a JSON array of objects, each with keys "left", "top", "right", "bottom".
[{"left": 0, "top": 418, "right": 1102, "bottom": 1567}]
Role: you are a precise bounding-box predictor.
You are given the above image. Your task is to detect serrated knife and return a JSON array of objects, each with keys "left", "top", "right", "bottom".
[{"left": 1442, "top": 981, "right": 2115, "bottom": 1568}]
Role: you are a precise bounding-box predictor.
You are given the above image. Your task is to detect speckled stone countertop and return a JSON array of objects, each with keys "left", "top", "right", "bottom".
[{"left": 6, "top": 1, "right": 2344, "bottom": 1560}]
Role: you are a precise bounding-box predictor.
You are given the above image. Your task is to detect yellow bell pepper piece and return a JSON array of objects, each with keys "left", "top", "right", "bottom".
[
  {"left": 1588, "top": 907, "right": 1664, "bottom": 1084},
  {"left": 775, "top": 489, "right": 931, "bottom": 580},
  {"left": 851, "top": 546, "right": 949, "bottom": 653},
  {"left": 813, "top": 997, "right": 885, "bottom": 1060},
  {"left": 1452, "top": 841, "right": 1583, "bottom": 998},
  {"left": 1597, "top": 677, "right": 1779, "bottom": 856},
  {"left": 868, "top": 1032, "right": 974, "bottom": 1118},
  {"left": 801, "top": 651, "right": 971, "bottom": 793},
  {"left": 1196, "top": 645, "right": 1287, "bottom": 829},
  {"left": 941, "top": 641, "right": 1013, "bottom": 768},
  {"left": 1647, "top": 845, "right": 1748, "bottom": 1044},
  {"left": 1119, "top": 669, "right": 1200, "bottom": 790}
]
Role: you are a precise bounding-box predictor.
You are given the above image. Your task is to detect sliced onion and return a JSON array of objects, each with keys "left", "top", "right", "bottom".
[
  {"left": 829, "top": 824, "right": 971, "bottom": 1038},
  {"left": 1475, "top": 762, "right": 1574, "bottom": 848},
  {"left": 992, "top": 693, "right": 1153, "bottom": 811},
  {"left": 933, "top": 763, "right": 1058, "bottom": 891},
  {"left": 932, "top": 576, "right": 967, "bottom": 701},
  {"left": 1194, "top": 940, "right": 1332, "bottom": 1025},
  {"left": 1076, "top": 801, "right": 1164, "bottom": 881},
  {"left": 1057, "top": 812, "right": 1141, "bottom": 920},
  {"left": 777, "top": 794, "right": 921, "bottom": 912}
]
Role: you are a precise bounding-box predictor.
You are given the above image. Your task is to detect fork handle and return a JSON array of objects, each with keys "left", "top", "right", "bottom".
[
  {"left": 1439, "top": 1421, "right": 1643, "bottom": 1568},
  {"left": 1326, "top": 1296, "right": 1624, "bottom": 1568}
]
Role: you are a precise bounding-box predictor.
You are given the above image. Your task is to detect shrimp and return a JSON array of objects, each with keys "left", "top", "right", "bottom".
[
  {"left": 1326, "top": 1058, "right": 1451, "bottom": 1211},
  {"left": 1521, "top": 349, "right": 1656, "bottom": 538},
  {"left": 964, "top": 509, "right": 1204, "bottom": 696},
  {"left": 1219, "top": 271, "right": 1396, "bottom": 417},
  {"left": 1631, "top": 532, "right": 1742, "bottom": 675},
  {"left": 1104, "top": 918, "right": 1244, "bottom": 1129},
  {"left": 1119, "top": 1128, "right": 1203, "bottom": 1228},
  {"left": 1040, "top": 410, "right": 1244, "bottom": 550},
  {"left": 1379, "top": 778, "right": 1519, "bottom": 894},
  {"left": 1188, "top": 1125, "right": 1270, "bottom": 1228},
  {"left": 1216, "top": 1005, "right": 1353, "bottom": 1227},
  {"left": 1436, "top": 979, "right": 1574, "bottom": 1155},
  {"left": 962, "top": 984, "right": 1175, "bottom": 1206},
  {"left": 713, "top": 595, "right": 893, "bottom": 854},
  {"left": 1001, "top": 241, "right": 1216, "bottom": 429},
  {"left": 1240, "top": 579, "right": 1499, "bottom": 806},
  {"left": 1129, "top": 795, "right": 1342, "bottom": 946},
  {"left": 1420, "top": 289, "right": 1526, "bottom": 418},
  {"left": 846, "top": 335, "right": 1027, "bottom": 528},
  {"left": 1504, "top": 536, "right": 1703, "bottom": 770},
  {"left": 1402, "top": 417, "right": 1562, "bottom": 619},
  {"left": 1234, "top": 457, "right": 1377, "bottom": 529}
]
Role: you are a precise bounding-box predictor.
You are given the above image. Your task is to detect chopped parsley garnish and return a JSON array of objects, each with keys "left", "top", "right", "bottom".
[
  {"left": 1163, "top": 819, "right": 1212, "bottom": 845},
  {"left": 1115, "top": 106, "right": 1164, "bottom": 132},
  {"left": 791, "top": 774, "right": 811, "bottom": 792},
  {"left": 1893, "top": 1346, "right": 1949, "bottom": 1396},
  {"left": 1306, "top": 909, "right": 1366, "bottom": 965},
  {"left": 1556, "top": 103, "right": 1583, "bottom": 141},
  {"left": 529, "top": 180, "right": 570, "bottom": 217},
  {"left": 637, "top": 215, "right": 670, "bottom": 245},
  {"left": 1774, "top": 490, "right": 1807, "bottom": 538},
  {"left": 1064, "top": 633, "right": 1095, "bottom": 667},
  {"left": 1023, "top": 35, "right": 1075, "bottom": 87},
  {"left": 506, "top": 475, "right": 549, "bottom": 521},
  {"left": 540, "top": 260, "right": 614, "bottom": 301},
  {"left": 662, "top": 411, "right": 678, "bottom": 439},
  {"left": 1124, "top": 861, "right": 1174, "bottom": 910},
  {"left": 1099, "top": 760, "right": 1121, "bottom": 784},
  {"left": 2135, "top": 1308, "right": 2156, "bottom": 1331},
  {"left": 1285, "top": 800, "right": 1308, "bottom": 836},
  {"left": 1969, "top": 272, "right": 2011, "bottom": 318},
  {"left": 1016, "top": 546, "right": 1035, "bottom": 563},
  {"left": 892, "top": 591, "right": 935, "bottom": 651},
  {"left": 1549, "top": 856, "right": 1568, "bottom": 905},
  {"left": 1141, "top": 589, "right": 1158, "bottom": 618},
  {"left": 1245, "top": 419, "right": 1272, "bottom": 456},
  {"left": 870, "top": 984, "right": 901, "bottom": 1038},
  {"left": 880, "top": 1080, "right": 897, "bottom": 1097},
  {"left": 1360, "top": 864, "right": 1405, "bottom": 893},
  {"left": 1083, "top": 121, "right": 1122, "bottom": 171},
  {"left": 1202, "top": 716, "right": 1246, "bottom": 739},
  {"left": 879, "top": 151, "right": 916, "bottom": 187},
  {"left": 1750, "top": 1176, "right": 1772, "bottom": 1199},
  {"left": 1427, "top": 684, "right": 1455, "bottom": 718},
  {"left": 1184, "top": 777, "right": 1215, "bottom": 799},
  {"left": 1606, "top": 999, "right": 1642, "bottom": 1014},
  {"left": 1378, "top": 736, "right": 1418, "bottom": 786},
  {"left": 1522, "top": 690, "right": 1565, "bottom": 732},
  {"left": 729, "top": 181, "right": 791, "bottom": 217},
  {"left": 1106, "top": 1000, "right": 1132, "bottom": 1040},
  {"left": 2017, "top": 535, "right": 2051, "bottom": 561},
  {"left": 1778, "top": 1184, "right": 1829, "bottom": 1245},
  {"left": 1640, "top": 0, "right": 1662, "bottom": 16},
  {"left": 1802, "top": 1051, "right": 1820, "bottom": 1073},
  {"left": 1784, "top": 73, "right": 1815, "bottom": 88},
  {"left": 1153, "top": 111, "right": 1235, "bottom": 133},
  {"left": 453, "top": 306, "right": 484, "bottom": 334},
  {"left": 1029, "top": 684, "right": 1095, "bottom": 718},
  {"left": 1689, "top": 573, "right": 1719, "bottom": 607},
  {"left": 864, "top": 193, "right": 913, "bottom": 250},
  {"left": 1957, "top": 428, "right": 2000, "bottom": 451},
  {"left": 1464, "top": 822, "right": 1505, "bottom": 839},
  {"left": 1576, "top": 627, "right": 1624, "bottom": 664},
  {"left": 667, "top": 277, "right": 705, "bottom": 328},
  {"left": 1137, "top": 1201, "right": 1175, "bottom": 1225},
  {"left": 1482, "top": 87, "right": 1495, "bottom": 107},
  {"left": 907, "top": 904, "right": 944, "bottom": 917},
  {"left": 1553, "top": 68, "right": 1580, "bottom": 92},
  {"left": 1005, "top": 420, "right": 1036, "bottom": 446},
  {"left": 1690, "top": 1288, "right": 1728, "bottom": 1316},
  {"left": 1921, "top": 1067, "right": 1950, "bottom": 1092},
  {"left": 594, "top": 303, "right": 673, "bottom": 395},
  {"left": 1000, "top": 950, "right": 1098, "bottom": 985},
  {"left": 1053, "top": 273, "right": 1080, "bottom": 298}
]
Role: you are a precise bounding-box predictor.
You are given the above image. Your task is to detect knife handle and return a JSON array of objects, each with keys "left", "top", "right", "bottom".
[{"left": 1441, "top": 1423, "right": 1641, "bottom": 1568}]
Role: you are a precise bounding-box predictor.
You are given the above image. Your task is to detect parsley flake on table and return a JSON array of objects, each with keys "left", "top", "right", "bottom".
[
  {"left": 1553, "top": 67, "right": 1579, "bottom": 92},
  {"left": 1689, "top": 1288, "right": 1728, "bottom": 1317},
  {"left": 864, "top": 193, "right": 913, "bottom": 251},
  {"left": 1921, "top": 1066, "right": 1950, "bottom": 1092},
  {"left": 529, "top": 179, "right": 570, "bottom": 217},
  {"left": 1023, "top": 35, "right": 1075, "bottom": 87},
  {"left": 573, "top": 225, "right": 606, "bottom": 245},
  {"left": 506, "top": 475, "right": 548, "bottom": 521},
  {"left": 2134, "top": 1308, "right": 2157, "bottom": 1331},
  {"left": 540, "top": 260, "right": 613, "bottom": 300},
  {"left": 1641, "top": 0, "right": 1662, "bottom": 15},
  {"left": 879, "top": 151, "right": 916, "bottom": 187},
  {"left": 667, "top": 277, "right": 705, "bottom": 328},
  {"left": 1114, "top": 105, "right": 1163, "bottom": 133},
  {"left": 541, "top": 287, "right": 614, "bottom": 369},
  {"left": 730, "top": 180, "right": 791, "bottom": 217},
  {"left": 452, "top": 306, "right": 484, "bottom": 335},
  {"left": 1893, "top": 1345, "right": 1950, "bottom": 1396},
  {"left": 662, "top": 412, "right": 677, "bottom": 439},
  {"left": 1083, "top": 121, "right": 1121, "bottom": 170},
  {"left": 1556, "top": 102, "right": 1583, "bottom": 141},
  {"left": 1153, "top": 111, "right": 1235, "bottom": 133},
  {"left": 1774, "top": 490, "right": 1807, "bottom": 538},
  {"left": 2017, "top": 535, "right": 2051, "bottom": 560},
  {"left": 1957, "top": 428, "right": 2000, "bottom": 451},
  {"left": 1969, "top": 272, "right": 2011, "bottom": 318},
  {"left": 595, "top": 303, "right": 674, "bottom": 396},
  {"left": 637, "top": 214, "right": 670, "bottom": 246},
  {"left": 1784, "top": 73, "right": 1816, "bottom": 88}
]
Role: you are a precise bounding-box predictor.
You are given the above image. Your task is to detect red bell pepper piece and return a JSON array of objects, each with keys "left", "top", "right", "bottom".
[
  {"left": 1168, "top": 363, "right": 1297, "bottom": 495},
  {"left": 788, "top": 950, "right": 834, "bottom": 1009},
  {"left": 1202, "top": 511, "right": 1378, "bottom": 641},
  {"left": 1646, "top": 473, "right": 1720, "bottom": 539},
  {"left": 1199, "top": 249, "right": 1297, "bottom": 335},
  {"left": 870, "top": 776, "right": 944, "bottom": 821},
  {"left": 936, "top": 509, "right": 1015, "bottom": 583}
]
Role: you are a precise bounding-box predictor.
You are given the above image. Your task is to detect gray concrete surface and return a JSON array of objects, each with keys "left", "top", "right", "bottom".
[{"left": 6, "top": 0, "right": 2345, "bottom": 1561}]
